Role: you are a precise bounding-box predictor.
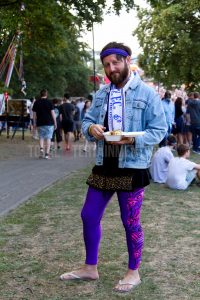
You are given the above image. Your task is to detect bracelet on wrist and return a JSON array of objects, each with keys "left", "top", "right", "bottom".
[{"left": 88, "top": 124, "right": 94, "bottom": 136}]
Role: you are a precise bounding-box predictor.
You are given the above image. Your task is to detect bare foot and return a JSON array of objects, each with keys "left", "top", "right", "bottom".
[
  {"left": 114, "top": 269, "right": 141, "bottom": 293},
  {"left": 60, "top": 265, "right": 99, "bottom": 281}
]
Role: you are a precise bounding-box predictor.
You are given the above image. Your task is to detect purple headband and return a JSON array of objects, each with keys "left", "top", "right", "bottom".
[{"left": 100, "top": 48, "right": 129, "bottom": 59}]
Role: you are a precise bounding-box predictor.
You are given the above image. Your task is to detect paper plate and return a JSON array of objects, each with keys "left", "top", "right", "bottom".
[
  {"left": 122, "top": 131, "right": 145, "bottom": 137},
  {"left": 103, "top": 132, "right": 122, "bottom": 142}
]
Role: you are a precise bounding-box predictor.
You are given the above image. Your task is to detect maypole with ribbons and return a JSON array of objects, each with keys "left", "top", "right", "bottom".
[
  {"left": 0, "top": 2, "right": 26, "bottom": 116},
  {"left": 0, "top": 32, "right": 21, "bottom": 88},
  {"left": 0, "top": 32, "right": 23, "bottom": 115}
]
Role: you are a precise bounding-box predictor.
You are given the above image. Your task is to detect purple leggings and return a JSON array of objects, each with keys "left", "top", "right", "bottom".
[{"left": 81, "top": 186, "right": 144, "bottom": 270}]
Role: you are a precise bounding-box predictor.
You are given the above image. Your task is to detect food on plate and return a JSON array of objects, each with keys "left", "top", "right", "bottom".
[{"left": 110, "top": 130, "right": 122, "bottom": 135}]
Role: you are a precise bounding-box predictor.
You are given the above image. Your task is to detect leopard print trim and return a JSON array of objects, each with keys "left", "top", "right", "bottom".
[{"left": 86, "top": 173, "right": 133, "bottom": 191}]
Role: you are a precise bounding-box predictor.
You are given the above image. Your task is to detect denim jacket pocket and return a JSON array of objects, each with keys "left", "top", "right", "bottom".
[
  {"left": 126, "top": 100, "right": 146, "bottom": 117},
  {"left": 126, "top": 100, "right": 147, "bottom": 133},
  {"left": 131, "top": 100, "right": 146, "bottom": 121},
  {"left": 95, "top": 98, "right": 103, "bottom": 107}
]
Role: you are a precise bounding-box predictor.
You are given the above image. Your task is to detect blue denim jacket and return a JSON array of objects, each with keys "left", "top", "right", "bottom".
[
  {"left": 82, "top": 73, "right": 167, "bottom": 169},
  {"left": 161, "top": 98, "right": 175, "bottom": 128}
]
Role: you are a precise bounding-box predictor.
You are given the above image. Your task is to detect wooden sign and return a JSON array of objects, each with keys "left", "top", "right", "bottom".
[{"left": 5, "top": 99, "right": 28, "bottom": 116}]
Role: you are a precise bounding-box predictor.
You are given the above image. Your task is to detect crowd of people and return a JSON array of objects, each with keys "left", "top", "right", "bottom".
[
  {"left": 30, "top": 86, "right": 200, "bottom": 192},
  {"left": 150, "top": 89, "right": 200, "bottom": 190},
  {"left": 30, "top": 90, "right": 93, "bottom": 159},
  {"left": 158, "top": 90, "right": 200, "bottom": 153}
]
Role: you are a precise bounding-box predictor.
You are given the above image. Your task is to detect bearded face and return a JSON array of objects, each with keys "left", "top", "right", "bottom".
[{"left": 103, "top": 54, "right": 130, "bottom": 88}]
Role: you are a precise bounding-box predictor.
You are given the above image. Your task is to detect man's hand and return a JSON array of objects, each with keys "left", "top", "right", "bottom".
[{"left": 89, "top": 124, "right": 106, "bottom": 140}]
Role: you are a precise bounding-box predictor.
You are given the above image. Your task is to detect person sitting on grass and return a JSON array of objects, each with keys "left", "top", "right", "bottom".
[
  {"left": 150, "top": 134, "right": 177, "bottom": 183},
  {"left": 166, "top": 144, "right": 200, "bottom": 190}
]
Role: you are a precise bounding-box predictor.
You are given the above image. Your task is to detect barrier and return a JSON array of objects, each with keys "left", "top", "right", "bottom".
[{"left": 0, "top": 99, "right": 30, "bottom": 139}]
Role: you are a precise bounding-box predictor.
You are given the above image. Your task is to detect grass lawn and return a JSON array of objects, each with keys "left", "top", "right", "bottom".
[
  {"left": 0, "top": 133, "right": 199, "bottom": 299},
  {"left": 0, "top": 156, "right": 200, "bottom": 300}
]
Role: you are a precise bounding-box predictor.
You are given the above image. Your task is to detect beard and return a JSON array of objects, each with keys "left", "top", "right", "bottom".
[{"left": 106, "top": 62, "right": 130, "bottom": 86}]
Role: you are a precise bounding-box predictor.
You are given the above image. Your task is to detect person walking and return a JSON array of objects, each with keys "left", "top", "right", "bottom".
[
  {"left": 50, "top": 98, "right": 62, "bottom": 151},
  {"left": 33, "top": 89, "right": 57, "bottom": 159},
  {"left": 184, "top": 92, "right": 194, "bottom": 147},
  {"left": 159, "top": 91, "right": 175, "bottom": 147},
  {"left": 81, "top": 100, "right": 96, "bottom": 152},
  {"left": 59, "top": 93, "right": 75, "bottom": 151},
  {"left": 76, "top": 98, "right": 85, "bottom": 117},
  {"left": 72, "top": 100, "right": 81, "bottom": 142},
  {"left": 59, "top": 42, "right": 167, "bottom": 293},
  {"left": 186, "top": 92, "right": 200, "bottom": 154},
  {"left": 173, "top": 97, "right": 186, "bottom": 145}
]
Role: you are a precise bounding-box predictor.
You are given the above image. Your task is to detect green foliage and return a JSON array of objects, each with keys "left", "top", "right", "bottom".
[
  {"left": 0, "top": 82, "right": 13, "bottom": 95},
  {"left": 135, "top": 0, "right": 200, "bottom": 90},
  {"left": 0, "top": 1, "right": 90, "bottom": 97},
  {"left": 0, "top": 0, "right": 137, "bottom": 98}
]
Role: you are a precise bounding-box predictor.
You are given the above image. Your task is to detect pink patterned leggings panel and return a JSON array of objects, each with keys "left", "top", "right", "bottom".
[{"left": 81, "top": 187, "right": 144, "bottom": 270}]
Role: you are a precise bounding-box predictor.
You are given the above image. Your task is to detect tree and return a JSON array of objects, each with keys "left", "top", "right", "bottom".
[
  {"left": 0, "top": 0, "right": 138, "bottom": 97},
  {"left": 135, "top": 0, "right": 200, "bottom": 90},
  {"left": 0, "top": 1, "right": 91, "bottom": 97}
]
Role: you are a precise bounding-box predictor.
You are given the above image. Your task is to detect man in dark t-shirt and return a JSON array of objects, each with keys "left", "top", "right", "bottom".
[
  {"left": 33, "top": 89, "right": 56, "bottom": 159},
  {"left": 60, "top": 93, "right": 75, "bottom": 150}
]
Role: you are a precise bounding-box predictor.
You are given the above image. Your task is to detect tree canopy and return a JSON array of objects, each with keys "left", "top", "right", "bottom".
[
  {"left": 135, "top": 0, "right": 200, "bottom": 90},
  {"left": 1, "top": 1, "right": 199, "bottom": 96},
  {"left": 0, "top": 0, "right": 137, "bottom": 97}
]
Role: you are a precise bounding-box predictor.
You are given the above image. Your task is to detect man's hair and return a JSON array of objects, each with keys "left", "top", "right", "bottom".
[
  {"left": 177, "top": 144, "right": 190, "bottom": 157},
  {"left": 194, "top": 92, "right": 199, "bottom": 99},
  {"left": 52, "top": 98, "right": 59, "bottom": 105},
  {"left": 188, "top": 92, "right": 194, "bottom": 98},
  {"left": 100, "top": 42, "right": 132, "bottom": 62},
  {"left": 64, "top": 92, "right": 70, "bottom": 99},
  {"left": 175, "top": 97, "right": 183, "bottom": 108},
  {"left": 40, "top": 89, "right": 48, "bottom": 97},
  {"left": 164, "top": 91, "right": 171, "bottom": 99},
  {"left": 167, "top": 134, "right": 177, "bottom": 146},
  {"left": 88, "top": 94, "right": 93, "bottom": 101}
]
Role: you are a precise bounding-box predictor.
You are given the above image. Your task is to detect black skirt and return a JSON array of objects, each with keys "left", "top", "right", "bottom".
[{"left": 86, "top": 143, "right": 150, "bottom": 191}]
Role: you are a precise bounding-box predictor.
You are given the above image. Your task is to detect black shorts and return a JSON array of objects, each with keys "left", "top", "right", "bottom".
[
  {"left": 74, "top": 121, "right": 81, "bottom": 131},
  {"left": 61, "top": 120, "right": 74, "bottom": 133}
]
